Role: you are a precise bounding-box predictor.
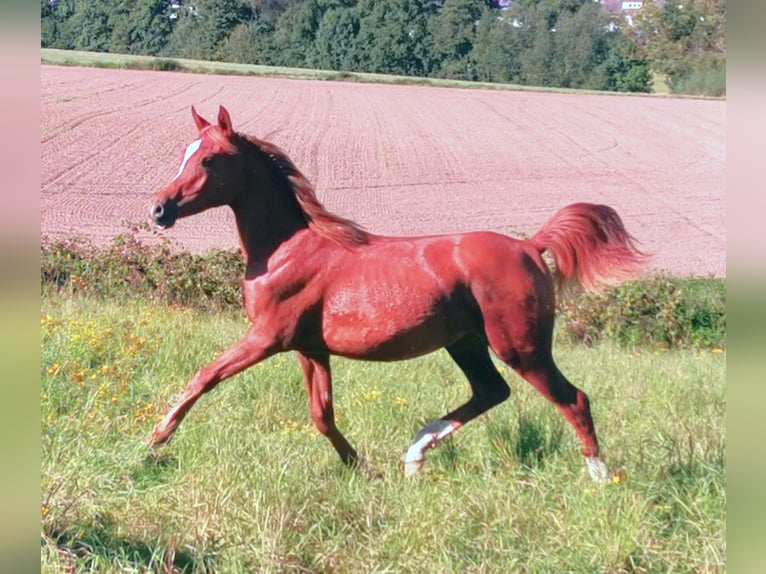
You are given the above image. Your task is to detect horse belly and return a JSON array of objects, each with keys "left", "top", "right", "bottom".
[{"left": 322, "top": 283, "right": 459, "bottom": 361}]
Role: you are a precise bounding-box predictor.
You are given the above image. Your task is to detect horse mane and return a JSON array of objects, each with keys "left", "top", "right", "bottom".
[{"left": 238, "top": 133, "right": 370, "bottom": 247}]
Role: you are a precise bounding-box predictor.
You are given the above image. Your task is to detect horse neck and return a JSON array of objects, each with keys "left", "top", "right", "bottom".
[{"left": 231, "top": 154, "right": 310, "bottom": 270}]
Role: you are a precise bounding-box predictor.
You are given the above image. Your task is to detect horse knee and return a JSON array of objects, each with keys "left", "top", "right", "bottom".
[{"left": 187, "top": 367, "right": 219, "bottom": 396}]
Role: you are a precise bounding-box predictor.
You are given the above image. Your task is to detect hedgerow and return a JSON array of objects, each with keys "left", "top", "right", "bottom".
[
  {"left": 41, "top": 231, "right": 725, "bottom": 349},
  {"left": 558, "top": 276, "right": 725, "bottom": 349},
  {"left": 41, "top": 232, "right": 244, "bottom": 312}
]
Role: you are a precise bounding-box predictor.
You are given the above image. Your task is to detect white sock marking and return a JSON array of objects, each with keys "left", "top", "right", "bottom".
[
  {"left": 402, "top": 421, "right": 462, "bottom": 476},
  {"left": 586, "top": 456, "right": 610, "bottom": 482}
]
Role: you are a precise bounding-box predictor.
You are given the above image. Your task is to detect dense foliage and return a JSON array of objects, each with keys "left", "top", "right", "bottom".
[
  {"left": 41, "top": 231, "right": 725, "bottom": 349},
  {"left": 40, "top": 0, "right": 724, "bottom": 95},
  {"left": 627, "top": 0, "right": 725, "bottom": 96},
  {"left": 558, "top": 276, "right": 726, "bottom": 349},
  {"left": 41, "top": 232, "right": 246, "bottom": 312}
]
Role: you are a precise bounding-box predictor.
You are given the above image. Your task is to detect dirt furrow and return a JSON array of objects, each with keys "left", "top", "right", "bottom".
[{"left": 40, "top": 65, "right": 725, "bottom": 277}]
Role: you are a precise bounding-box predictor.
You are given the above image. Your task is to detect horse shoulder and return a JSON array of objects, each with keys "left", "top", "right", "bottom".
[{"left": 242, "top": 236, "right": 340, "bottom": 332}]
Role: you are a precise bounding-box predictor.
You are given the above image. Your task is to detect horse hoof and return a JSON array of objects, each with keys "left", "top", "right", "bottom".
[
  {"left": 147, "top": 434, "right": 167, "bottom": 449},
  {"left": 148, "top": 427, "right": 174, "bottom": 448},
  {"left": 586, "top": 456, "right": 610, "bottom": 482},
  {"left": 403, "top": 458, "right": 424, "bottom": 477}
]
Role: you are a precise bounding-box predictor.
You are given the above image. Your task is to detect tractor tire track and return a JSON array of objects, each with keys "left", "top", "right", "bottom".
[{"left": 40, "top": 65, "right": 726, "bottom": 278}]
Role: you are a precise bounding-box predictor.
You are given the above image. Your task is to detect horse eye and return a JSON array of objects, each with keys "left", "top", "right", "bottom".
[{"left": 201, "top": 156, "right": 214, "bottom": 169}]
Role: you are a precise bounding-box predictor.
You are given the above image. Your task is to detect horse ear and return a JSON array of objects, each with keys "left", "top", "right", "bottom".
[
  {"left": 218, "top": 106, "right": 233, "bottom": 136},
  {"left": 191, "top": 106, "right": 210, "bottom": 132}
]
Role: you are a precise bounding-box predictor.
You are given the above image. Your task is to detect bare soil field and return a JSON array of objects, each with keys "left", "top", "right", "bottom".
[{"left": 41, "top": 65, "right": 725, "bottom": 277}]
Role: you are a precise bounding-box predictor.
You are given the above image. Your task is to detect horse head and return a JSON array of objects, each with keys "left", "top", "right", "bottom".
[{"left": 149, "top": 105, "right": 243, "bottom": 229}]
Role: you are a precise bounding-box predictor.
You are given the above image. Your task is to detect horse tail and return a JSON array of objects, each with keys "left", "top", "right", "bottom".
[{"left": 528, "top": 203, "right": 649, "bottom": 293}]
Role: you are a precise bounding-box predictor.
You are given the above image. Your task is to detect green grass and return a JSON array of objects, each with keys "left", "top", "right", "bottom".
[
  {"left": 41, "top": 48, "right": 670, "bottom": 98},
  {"left": 41, "top": 295, "right": 725, "bottom": 572},
  {"left": 41, "top": 48, "right": 727, "bottom": 100},
  {"left": 650, "top": 71, "right": 671, "bottom": 96}
]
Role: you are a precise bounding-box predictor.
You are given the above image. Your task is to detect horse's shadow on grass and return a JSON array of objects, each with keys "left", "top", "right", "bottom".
[
  {"left": 43, "top": 518, "right": 207, "bottom": 573},
  {"left": 131, "top": 450, "right": 179, "bottom": 487},
  {"left": 487, "top": 414, "right": 566, "bottom": 470},
  {"left": 417, "top": 413, "right": 566, "bottom": 475},
  {"left": 42, "top": 452, "right": 216, "bottom": 572}
]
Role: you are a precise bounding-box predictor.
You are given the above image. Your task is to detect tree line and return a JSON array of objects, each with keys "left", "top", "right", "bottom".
[{"left": 40, "top": 0, "right": 725, "bottom": 96}]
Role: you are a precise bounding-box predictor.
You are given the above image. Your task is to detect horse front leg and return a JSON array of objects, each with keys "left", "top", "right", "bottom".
[
  {"left": 150, "top": 328, "right": 274, "bottom": 447},
  {"left": 295, "top": 352, "right": 358, "bottom": 466}
]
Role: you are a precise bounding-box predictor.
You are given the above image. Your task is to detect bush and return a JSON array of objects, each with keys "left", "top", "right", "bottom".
[
  {"left": 559, "top": 276, "right": 725, "bottom": 349},
  {"left": 147, "top": 58, "right": 180, "bottom": 71},
  {"left": 41, "top": 231, "right": 244, "bottom": 312},
  {"left": 41, "top": 232, "right": 725, "bottom": 349},
  {"left": 667, "top": 55, "right": 726, "bottom": 97},
  {"left": 671, "top": 64, "right": 726, "bottom": 97}
]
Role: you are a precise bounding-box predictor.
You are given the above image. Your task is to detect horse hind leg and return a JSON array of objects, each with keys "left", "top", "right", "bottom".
[
  {"left": 481, "top": 280, "right": 609, "bottom": 481},
  {"left": 296, "top": 353, "right": 358, "bottom": 467},
  {"left": 402, "top": 336, "right": 510, "bottom": 476},
  {"left": 510, "top": 356, "right": 609, "bottom": 482}
]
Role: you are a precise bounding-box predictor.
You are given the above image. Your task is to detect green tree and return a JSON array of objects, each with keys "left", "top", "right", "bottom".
[
  {"left": 167, "top": 0, "right": 247, "bottom": 60},
  {"left": 64, "top": 0, "right": 113, "bottom": 52},
  {"left": 310, "top": 5, "right": 360, "bottom": 71},
  {"left": 472, "top": 7, "right": 524, "bottom": 83},
  {"left": 429, "top": 0, "right": 484, "bottom": 80},
  {"left": 272, "top": 0, "right": 322, "bottom": 67},
  {"left": 510, "top": 0, "right": 650, "bottom": 92},
  {"left": 355, "top": 0, "right": 435, "bottom": 77},
  {"left": 517, "top": 1, "right": 556, "bottom": 87},
  {"left": 219, "top": 19, "right": 276, "bottom": 64},
  {"left": 602, "top": 35, "right": 652, "bottom": 93},
  {"left": 548, "top": 1, "right": 611, "bottom": 89},
  {"left": 628, "top": 0, "right": 725, "bottom": 95},
  {"left": 242, "top": 0, "right": 301, "bottom": 24},
  {"left": 109, "top": 0, "right": 173, "bottom": 56},
  {"left": 41, "top": 0, "right": 59, "bottom": 47}
]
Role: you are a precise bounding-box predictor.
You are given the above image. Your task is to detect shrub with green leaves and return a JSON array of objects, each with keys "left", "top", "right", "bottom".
[
  {"left": 559, "top": 276, "right": 725, "bottom": 349},
  {"left": 41, "top": 232, "right": 725, "bottom": 349},
  {"left": 41, "top": 231, "right": 244, "bottom": 312}
]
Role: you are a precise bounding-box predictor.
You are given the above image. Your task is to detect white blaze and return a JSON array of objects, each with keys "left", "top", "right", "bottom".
[{"left": 173, "top": 139, "right": 202, "bottom": 181}]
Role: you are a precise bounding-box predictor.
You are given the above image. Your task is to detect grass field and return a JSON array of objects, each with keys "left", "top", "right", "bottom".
[
  {"left": 41, "top": 48, "right": 668, "bottom": 97},
  {"left": 41, "top": 295, "right": 725, "bottom": 573}
]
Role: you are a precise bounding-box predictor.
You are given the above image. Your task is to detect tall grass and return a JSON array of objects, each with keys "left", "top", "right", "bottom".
[{"left": 41, "top": 296, "right": 725, "bottom": 572}]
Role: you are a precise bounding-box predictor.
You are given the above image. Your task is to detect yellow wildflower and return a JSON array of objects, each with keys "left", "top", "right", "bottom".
[{"left": 393, "top": 397, "right": 410, "bottom": 408}]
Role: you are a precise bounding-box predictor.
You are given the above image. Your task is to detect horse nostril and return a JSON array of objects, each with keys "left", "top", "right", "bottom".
[
  {"left": 149, "top": 200, "right": 177, "bottom": 228},
  {"left": 149, "top": 203, "right": 165, "bottom": 221}
]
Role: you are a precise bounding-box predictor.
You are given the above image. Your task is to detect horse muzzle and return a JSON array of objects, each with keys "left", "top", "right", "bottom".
[{"left": 150, "top": 200, "right": 179, "bottom": 229}]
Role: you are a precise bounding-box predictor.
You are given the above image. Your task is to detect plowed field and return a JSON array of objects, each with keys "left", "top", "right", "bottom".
[{"left": 41, "top": 65, "right": 725, "bottom": 277}]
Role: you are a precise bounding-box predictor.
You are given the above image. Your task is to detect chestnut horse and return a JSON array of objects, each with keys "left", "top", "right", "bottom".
[{"left": 148, "top": 106, "right": 646, "bottom": 481}]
